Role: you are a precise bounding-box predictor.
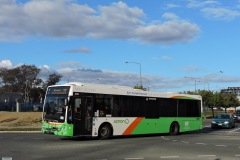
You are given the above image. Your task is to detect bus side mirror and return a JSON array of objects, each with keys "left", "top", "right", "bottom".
[{"left": 64, "top": 98, "right": 68, "bottom": 106}]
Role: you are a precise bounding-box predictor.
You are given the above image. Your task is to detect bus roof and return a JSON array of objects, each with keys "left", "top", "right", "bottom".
[
  {"left": 66, "top": 82, "right": 134, "bottom": 90},
  {"left": 49, "top": 82, "right": 201, "bottom": 100}
]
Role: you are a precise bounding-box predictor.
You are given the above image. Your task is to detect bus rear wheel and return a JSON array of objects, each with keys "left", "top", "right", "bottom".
[
  {"left": 98, "top": 124, "right": 112, "bottom": 140},
  {"left": 169, "top": 122, "right": 179, "bottom": 136}
]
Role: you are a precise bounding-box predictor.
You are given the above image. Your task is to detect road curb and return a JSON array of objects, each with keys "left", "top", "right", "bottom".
[
  {"left": 0, "top": 131, "right": 41, "bottom": 133},
  {"left": 0, "top": 126, "right": 41, "bottom": 133}
]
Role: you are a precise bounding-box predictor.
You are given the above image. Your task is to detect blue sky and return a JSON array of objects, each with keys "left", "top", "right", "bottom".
[{"left": 0, "top": 0, "right": 240, "bottom": 92}]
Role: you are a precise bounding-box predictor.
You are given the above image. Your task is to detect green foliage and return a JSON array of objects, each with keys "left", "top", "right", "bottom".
[
  {"left": 0, "top": 64, "right": 40, "bottom": 94},
  {"left": 186, "top": 90, "right": 239, "bottom": 117},
  {"left": 43, "top": 72, "right": 63, "bottom": 90},
  {"left": 221, "top": 93, "right": 239, "bottom": 112},
  {"left": 0, "top": 64, "right": 62, "bottom": 103},
  {"left": 133, "top": 84, "right": 146, "bottom": 91}
]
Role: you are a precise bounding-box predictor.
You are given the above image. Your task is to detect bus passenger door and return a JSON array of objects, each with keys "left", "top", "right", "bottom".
[{"left": 73, "top": 96, "right": 93, "bottom": 136}]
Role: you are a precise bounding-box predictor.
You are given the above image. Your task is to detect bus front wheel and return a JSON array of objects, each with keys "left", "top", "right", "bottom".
[
  {"left": 98, "top": 123, "right": 112, "bottom": 140},
  {"left": 169, "top": 122, "right": 179, "bottom": 136}
]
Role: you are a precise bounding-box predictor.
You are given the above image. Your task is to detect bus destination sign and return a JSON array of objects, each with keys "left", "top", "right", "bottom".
[{"left": 47, "top": 86, "right": 70, "bottom": 95}]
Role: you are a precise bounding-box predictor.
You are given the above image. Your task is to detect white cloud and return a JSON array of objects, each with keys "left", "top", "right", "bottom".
[
  {"left": 163, "top": 13, "right": 179, "bottom": 20},
  {"left": 183, "top": 66, "right": 201, "bottom": 72},
  {"left": 162, "top": 56, "right": 172, "bottom": 60},
  {"left": 38, "top": 65, "right": 56, "bottom": 80},
  {"left": 55, "top": 61, "right": 84, "bottom": 68},
  {"left": 201, "top": 7, "right": 240, "bottom": 20},
  {"left": 0, "top": 60, "right": 13, "bottom": 68},
  {"left": 135, "top": 20, "right": 200, "bottom": 44},
  {"left": 187, "top": 0, "right": 220, "bottom": 8},
  {"left": 63, "top": 47, "right": 92, "bottom": 53},
  {"left": 185, "top": 0, "right": 240, "bottom": 20},
  {"left": 1, "top": 60, "right": 239, "bottom": 91},
  {"left": 165, "top": 4, "right": 181, "bottom": 9},
  {"left": 56, "top": 67, "right": 170, "bottom": 90},
  {"left": 0, "top": 0, "right": 200, "bottom": 44}
]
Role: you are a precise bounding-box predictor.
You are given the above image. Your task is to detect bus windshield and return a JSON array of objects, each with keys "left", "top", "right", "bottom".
[
  {"left": 43, "top": 86, "right": 70, "bottom": 122},
  {"left": 43, "top": 96, "right": 67, "bottom": 122}
]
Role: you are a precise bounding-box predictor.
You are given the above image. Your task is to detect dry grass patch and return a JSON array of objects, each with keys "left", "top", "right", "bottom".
[{"left": 0, "top": 112, "right": 42, "bottom": 127}]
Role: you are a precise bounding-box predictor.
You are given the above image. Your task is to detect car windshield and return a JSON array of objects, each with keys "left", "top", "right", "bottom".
[{"left": 214, "top": 114, "right": 230, "bottom": 119}]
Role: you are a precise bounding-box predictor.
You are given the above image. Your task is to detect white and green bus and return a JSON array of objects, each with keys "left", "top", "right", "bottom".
[{"left": 42, "top": 82, "right": 202, "bottom": 139}]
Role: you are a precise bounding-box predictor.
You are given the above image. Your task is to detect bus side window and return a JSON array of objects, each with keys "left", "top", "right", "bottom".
[
  {"left": 95, "top": 95, "right": 113, "bottom": 117},
  {"left": 98, "top": 103, "right": 106, "bottom": 117}
]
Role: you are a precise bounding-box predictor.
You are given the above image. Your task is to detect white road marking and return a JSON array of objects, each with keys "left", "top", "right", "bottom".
[
  {"left": 161, "top": 136, "right": 169, "bottom": 140},
  {"left": 215, "top": 145, "right": 227, "bottom": 147},
  {"left": 197, "top": 155, "right": 216, "bottom": 157},
  {"left": 181, "top": 141, "right": 189, "bottom": 143},
  {"left": 195, "top": 143, "right": 206, "bottom": 145},
  {"left": 160, "top": 156, "right": 179, "bottom": 159},
  {"left": 124, "top": 158, "right": 144, "bottom": 160},
  {"left": 171, "top": 140, "right": 178, "bottom": 142},
  {"left": 226, "top": 127, "right": 240, "bottom": 132}
]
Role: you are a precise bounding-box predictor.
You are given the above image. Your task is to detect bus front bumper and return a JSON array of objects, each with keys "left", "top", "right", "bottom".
[{"left": 42, "top": 122, "right": 73, "bottom": 136}]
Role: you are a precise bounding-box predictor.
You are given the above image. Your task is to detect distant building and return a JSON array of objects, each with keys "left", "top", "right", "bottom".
[{"left": 220, "top": 87, "right": 240, "bottom": 100}]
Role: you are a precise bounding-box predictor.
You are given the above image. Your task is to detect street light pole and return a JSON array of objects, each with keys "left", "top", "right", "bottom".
[
  {"left": 184, "top": 76, "right": 197, "bottom": 92},
  {"left": 204, "top": 70, "right": 224, "bottom": 78},
  {"left": 203, "top": 70, "right": 223, "bottom": 90},
  {"left": 198, "top": 81, "right": 209, "bottom": 90},
  {"left": 125, "top": 61, "right": 143, "bottom": 87}
]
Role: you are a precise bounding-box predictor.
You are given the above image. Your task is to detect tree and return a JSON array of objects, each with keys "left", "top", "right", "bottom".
[
  {"left": 188, "top": 90, "right": 240, "bottom": 117},
  {"left": 0, "top": 67, "right": 20, "bottom": 92},
  {"left": 0, "top": 65, "right": 64, "bottom": 104},
  {"left": 19, "top": 65, "right": 41, "bottom": 102},
  {"left": 43, "top": 72, "right": 63, "bottom": 90},
  {"left": 29, "top": 79, "right": 44, "bottom": 103},
  {"left": 198, "top": 90, "right": 215, "bottom": 117},
  {"left": 133, "top": 84, "right": 146, "bottom": 90},
  {"left": 211, "top": 92, "right": 223, "bottom": 117},
  {"left": 0, "top": 64, "right": 40, "bottom": 102},
  {"left": 30, "top": 72, "right": 63, "bottom": 103},
  {"left": 222, "top": 93, "right": 239, "bottom": 113}
]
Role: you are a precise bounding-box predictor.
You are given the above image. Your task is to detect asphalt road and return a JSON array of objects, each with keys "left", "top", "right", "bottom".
[{"left": 1, "top": 121, "right": 240, "bottom": 160}]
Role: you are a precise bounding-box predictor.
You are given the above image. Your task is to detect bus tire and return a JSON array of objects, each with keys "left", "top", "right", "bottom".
[
  {"left": 169, "top": 122, "right": 179, "bottom": 136},
  {"left": 98, "top": 123, "right": 112, "bottom": 140}
]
